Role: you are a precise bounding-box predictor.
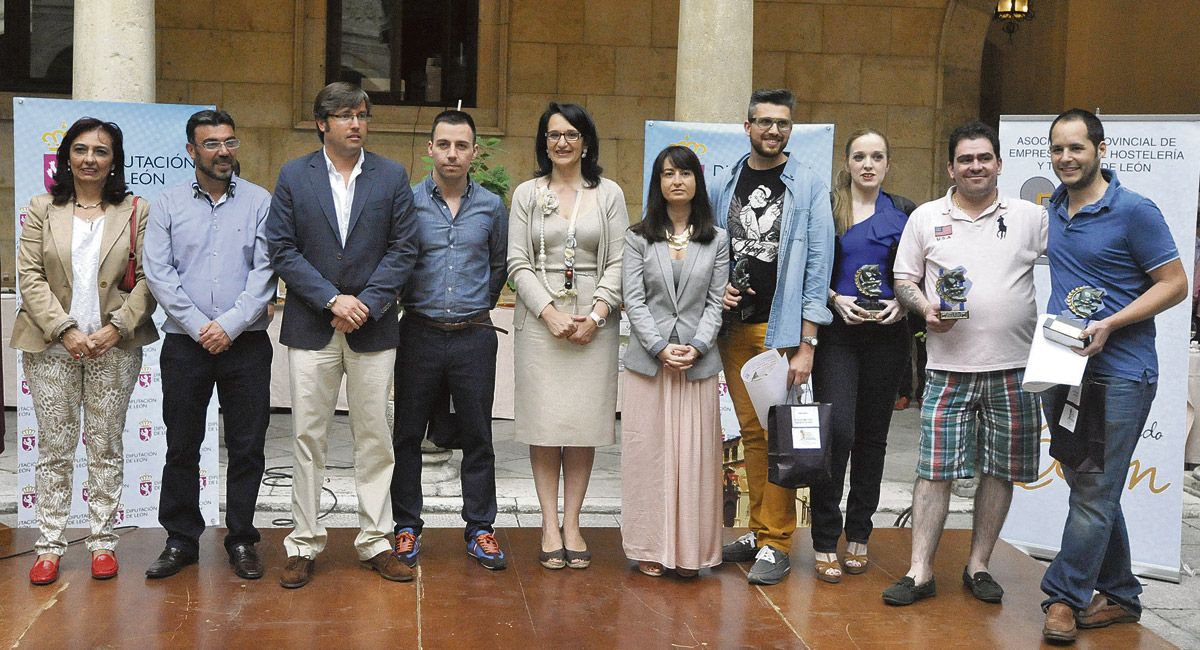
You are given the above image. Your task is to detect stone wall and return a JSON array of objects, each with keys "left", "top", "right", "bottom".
[{"left": 0, "top": 0, "right": 1190, "bottom": 288}]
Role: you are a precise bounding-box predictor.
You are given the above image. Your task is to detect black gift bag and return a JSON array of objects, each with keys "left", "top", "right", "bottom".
[
  {"left": 1048, "top": 378, "right": 1106, "bottom": 474},
  {"left": 766, "top": 389, "right": 833, "bottom": 489}
]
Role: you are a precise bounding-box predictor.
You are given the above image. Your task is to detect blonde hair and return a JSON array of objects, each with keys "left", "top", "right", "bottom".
[{"left": 832, "top": 129, "right": 891, "bottom": 235}]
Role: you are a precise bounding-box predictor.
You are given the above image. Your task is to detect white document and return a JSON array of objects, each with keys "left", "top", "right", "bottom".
[
  {"left": 740, "top": 349, "right": 790, "bottom": 431},
  {"left": 790, "top": 407, "right": 822, "bottom": 449},
  {"left": 1022, "top": 314, "right": 1088, "bottom": 393}
]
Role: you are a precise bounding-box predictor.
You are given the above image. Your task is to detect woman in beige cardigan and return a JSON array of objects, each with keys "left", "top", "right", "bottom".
[
  {"left": 13, "top": 118, "right": 158, "bottom": 585},
  {"left": 507, "top": 103, "right": 625, "bottom": 569}
]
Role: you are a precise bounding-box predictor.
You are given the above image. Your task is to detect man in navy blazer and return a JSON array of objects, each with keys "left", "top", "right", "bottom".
[{"left": 266, "top": 82, "right": 418, "bottom": 588}]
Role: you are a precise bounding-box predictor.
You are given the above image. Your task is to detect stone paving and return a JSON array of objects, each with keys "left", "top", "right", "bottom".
[{"left": 1, "top": 408, "right": 1197, "bottom": 646}]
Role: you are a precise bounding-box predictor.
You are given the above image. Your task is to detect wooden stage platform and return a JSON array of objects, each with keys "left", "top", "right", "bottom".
[{"left": 0, "top": 526, "right": 1172, "bottom": 648}]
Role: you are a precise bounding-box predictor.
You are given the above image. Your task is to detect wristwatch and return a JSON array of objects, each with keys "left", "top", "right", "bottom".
[
  {"left": 588, "top": 312, "right": 607, "bottom": 328},
  {"left": 800, "top": 335, "right": 819, "bottom": 348},
  {"left": 325, "top": 295, "right": 338, "bottom": 310}
]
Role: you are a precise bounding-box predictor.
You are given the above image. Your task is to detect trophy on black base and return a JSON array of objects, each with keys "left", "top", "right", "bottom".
[
  {"left": 1043, "top": 286, "right": 1106, "bottom": 349},
  {"left": 731, "top": 256, "right": 757, "bottom": 322},
  {"left": 934, "top": 266, "right": 971, "bottom": 320},
  {"left": 853, "top": 264, "right": 886, "bottom": 319}
]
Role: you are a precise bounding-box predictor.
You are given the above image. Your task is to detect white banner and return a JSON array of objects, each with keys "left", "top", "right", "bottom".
[
  {"left": 13, "top": 98, "right": 220, "bottom": 530},
  {"left": 998, "top": 114, "right": 1200, "bottom": 581},
  {"left": 641, "top": 120, "right": 835, "bottom": 441}
]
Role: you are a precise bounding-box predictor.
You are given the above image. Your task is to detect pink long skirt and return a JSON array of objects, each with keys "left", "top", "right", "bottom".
[{"left": 620, "top": 368, "right": 723, "bottom": 570}]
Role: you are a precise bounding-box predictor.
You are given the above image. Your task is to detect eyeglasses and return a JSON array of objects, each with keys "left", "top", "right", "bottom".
[
  {"left": 329, "top": 112, "right": 371, "bottom": 124},
  {"left": 545, "top": 130, "right": 582, "bottom": 143},
  {"left": 197, "top": 138, "right": 241, "bottom": 151},
  {"left": 750, "top": 118, "right": 793, "bottom": 132}
]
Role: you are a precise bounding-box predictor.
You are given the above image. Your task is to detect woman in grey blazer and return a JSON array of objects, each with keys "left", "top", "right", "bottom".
[{"left": 620, "top": 146, "right": 729, "bottom": 577}]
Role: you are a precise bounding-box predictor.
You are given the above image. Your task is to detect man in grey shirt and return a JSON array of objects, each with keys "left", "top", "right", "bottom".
[{"left": 143, "top": 109, "right": 276, "bottom": 580}]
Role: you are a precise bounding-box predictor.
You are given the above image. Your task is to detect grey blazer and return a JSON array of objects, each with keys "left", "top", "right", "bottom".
[{"left": 621, "top": 226, "right": 729, "bottom": 380}]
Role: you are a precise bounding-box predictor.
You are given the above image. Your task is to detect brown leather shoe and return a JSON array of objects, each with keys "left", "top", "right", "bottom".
[
  {"left": 364, "top": 550, "right": 414, "bottom": 582},
  {"left": 1043, "top": 603, "right": 1077, "bottom": 643},
  {"left": 279, "top": 556, "right": 315, "bottom": 589},
  {"left": 1078, "top": 593, "right": 1139, "bottom": 629}
]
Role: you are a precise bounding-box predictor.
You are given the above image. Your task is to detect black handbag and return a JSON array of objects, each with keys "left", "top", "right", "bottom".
[{"left": 766, "top": 387, "right": 833, "bottom": 489}]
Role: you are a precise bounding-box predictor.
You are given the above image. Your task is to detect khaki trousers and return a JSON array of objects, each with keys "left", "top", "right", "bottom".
[
  {"left": 283, "top": 333, "right": 395, "bottom": 561},
  {"left": 718, "top": 321, "right": 798, "bottom": 553}
]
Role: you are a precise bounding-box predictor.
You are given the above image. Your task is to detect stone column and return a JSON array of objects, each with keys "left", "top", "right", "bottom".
[
  {"left": 674, "top": 0, "right": 754, "bottom": 123},
  {"left": 72, "top": 0, "right": 155, "bottom": 102}
]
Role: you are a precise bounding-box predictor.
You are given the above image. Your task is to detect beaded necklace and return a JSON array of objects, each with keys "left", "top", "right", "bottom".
[
  {"left": 537, "top": 182, "right": 582, "bottom": 299},
  {"left": 666, "top": 226, "right": 693, "bottom": 251}
]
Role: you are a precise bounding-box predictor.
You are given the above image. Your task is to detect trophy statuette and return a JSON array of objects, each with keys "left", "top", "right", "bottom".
[
  {"left": 934, "top": 266, "right": 971, "bottom": 320},
  {"left": 853, "top": 264, "right": 886, "bottom": 319}
]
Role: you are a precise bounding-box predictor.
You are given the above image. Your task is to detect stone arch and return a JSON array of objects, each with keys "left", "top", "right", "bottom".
[{"left": 928, "top": 0, "right": 996, "bottom": 197}]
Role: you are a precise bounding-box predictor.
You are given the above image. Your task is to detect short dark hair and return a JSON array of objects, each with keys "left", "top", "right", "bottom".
[
  {"left": 947, "top": 120, "right": 1000, "bottom": 162},
  {"left": 633, "top": 145, "right": 717, "bottom": 245},
  {"left": 186, "top": 109, "right": 236, "bottom": 144},
  {"left": 534, "top": 102, "right": 603, "bottom": 188},
  {"left": 312, "top": 82, "right": 370, "bottom": 142},
  {"left": 50, "top": 117, "right": 130, "bottom": 207},
  {"left": 747, "top": 88, "right": 795, "bottom": 121},
  {"left": 430, "top": 109, "right": 476, "bottom": 141},
  {"left": 1050, "top": 108, "right": 1105, "bottom": 148}
]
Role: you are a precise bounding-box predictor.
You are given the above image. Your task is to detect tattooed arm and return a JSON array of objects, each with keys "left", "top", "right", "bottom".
[{"left": 895, "top": 278, "right": 955, "bottom": 333}]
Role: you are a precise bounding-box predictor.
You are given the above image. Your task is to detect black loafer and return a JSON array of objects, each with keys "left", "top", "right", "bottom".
[
  {"left": 882, "top": 576, "right": 937, "bottom": 606},
  {"left": 962, "top": 567, "right": 1003, "bottom": 603},
  {"left": 229, "top": 543, "right": 265, "bottom": 580},
  {"left": 145, "top": 546, "right": 198, "bottom": 579}
]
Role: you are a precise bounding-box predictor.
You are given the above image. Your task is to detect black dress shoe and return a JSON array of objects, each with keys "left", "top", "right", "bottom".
[
  {"left": 228, "top": 543, "right": 264, "bottom": 580},
  {"left": 145, "top": 547, "right": 197, "bottom": 579}
]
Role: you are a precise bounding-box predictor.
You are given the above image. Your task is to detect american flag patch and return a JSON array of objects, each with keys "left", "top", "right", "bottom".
[{"left": 934, "top": 225, "right": 953, "bottom": 237}]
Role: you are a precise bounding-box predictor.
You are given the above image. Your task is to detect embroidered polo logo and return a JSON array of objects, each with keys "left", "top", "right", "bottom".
[
  {"left": 997, "top": 216, "right": 1007, "bottom": 239},
  {"left": 934, "top": 224, "right": 953, "bottom": 240}
]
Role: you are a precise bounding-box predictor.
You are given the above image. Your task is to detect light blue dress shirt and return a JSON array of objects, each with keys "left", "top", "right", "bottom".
[{"left": 144, "top": 176, "right": 276, "bottom": 341}]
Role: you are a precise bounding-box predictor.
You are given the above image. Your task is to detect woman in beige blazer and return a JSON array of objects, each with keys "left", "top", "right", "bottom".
[
  {"left": 13, "top": 118, "right": 157, "bottom": 586},
  {"left": 620, "top": 145, "right": 728, "bottom": 577},
  {"left": 507, "top": 103, "right": 624, "bottom": 570}
]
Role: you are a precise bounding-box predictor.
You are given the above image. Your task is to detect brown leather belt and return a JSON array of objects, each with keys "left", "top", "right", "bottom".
[{"left": 405, "top": 310, "right": 509, "bottom": 335}]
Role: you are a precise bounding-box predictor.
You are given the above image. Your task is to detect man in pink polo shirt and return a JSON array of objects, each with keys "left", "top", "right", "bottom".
[{"left": 882, "top": 121, "right": 1047, "bottom": 607}]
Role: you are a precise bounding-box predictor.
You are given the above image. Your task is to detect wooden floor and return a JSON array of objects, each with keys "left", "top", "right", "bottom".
[{"left": 0, "top": 526, "right": 1172, "bottom": 649}]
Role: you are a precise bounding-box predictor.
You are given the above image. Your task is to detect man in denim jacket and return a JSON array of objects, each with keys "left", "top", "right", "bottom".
[{"left": 710, "top": 88, "right": 835, "bottom": 585}]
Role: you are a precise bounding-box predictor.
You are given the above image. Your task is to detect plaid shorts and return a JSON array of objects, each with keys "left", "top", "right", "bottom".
[{"left": 917, "top": 368, "right": 1041, "bottom": 482}]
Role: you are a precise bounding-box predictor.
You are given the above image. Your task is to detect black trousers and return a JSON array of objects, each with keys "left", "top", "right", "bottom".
[
  {"left": 158, "top": 331, "right": 272, "bottom": 555},
  {"left": 391, "top": 317, "right": 498, "bottom": 541},
  {"left": 809, "top": 315, "right": 908, "bottom": 553}
]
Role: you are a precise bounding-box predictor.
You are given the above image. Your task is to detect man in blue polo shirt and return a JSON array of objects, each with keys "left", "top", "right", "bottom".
[
  {"left": 1040, "top": 109, "right": 1188, "bottom": 643},
  {"left": 390, "top": 110, "right": 509, "bottom": 571}
]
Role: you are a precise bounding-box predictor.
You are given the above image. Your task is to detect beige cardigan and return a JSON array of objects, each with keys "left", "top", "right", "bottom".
[
  {"left": 506, "top": 176, "right": 627, "bottom": 330},
  {"left": 11, "top": 193, "right": 159, "bottom": 352}
]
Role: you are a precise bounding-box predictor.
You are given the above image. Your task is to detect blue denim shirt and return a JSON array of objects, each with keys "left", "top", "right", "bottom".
[
  {"left": 709, "top": 152, "right": 835, "bottom": 348},
  {"left": 403, "top": 175, "right": 508, "bottom": 320}
]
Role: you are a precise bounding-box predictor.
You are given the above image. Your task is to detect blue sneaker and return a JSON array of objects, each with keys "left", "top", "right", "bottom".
[
  {"left": 394, "top": 528, "right": 420, "bottom": 567},
  {"left": 467, "top": 531, "right": 507, "bottom": 570}
]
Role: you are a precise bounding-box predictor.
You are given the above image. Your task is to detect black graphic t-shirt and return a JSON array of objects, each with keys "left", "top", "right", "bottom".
[{"left": 727, "top": 161, "right": 786, "bottom": 323}]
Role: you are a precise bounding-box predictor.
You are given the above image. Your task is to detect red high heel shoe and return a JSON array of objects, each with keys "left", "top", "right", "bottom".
[
  {"left": 29, "top": 557, "right": 60, "bottom": 585},
  {"left": 92, "top": 551, "right": 119, "bottom": 579}
]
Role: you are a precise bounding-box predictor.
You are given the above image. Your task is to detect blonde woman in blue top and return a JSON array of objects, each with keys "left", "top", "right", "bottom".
[{"left": 810, "top": 129, "right": 915, "bottom": 583}]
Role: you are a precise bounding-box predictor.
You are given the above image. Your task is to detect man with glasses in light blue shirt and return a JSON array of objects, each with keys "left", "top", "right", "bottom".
[{"left": 143, "top": 109, "right": 276, "bottom": 581}]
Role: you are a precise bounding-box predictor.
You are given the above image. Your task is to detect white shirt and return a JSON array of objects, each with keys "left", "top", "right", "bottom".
[
  {"left": 323, "top": 148, "right": 365, "bottom": 245},
  {"left": 893, "top": 188, "right": 1048, "bottom": 372},
  {"left": 68, "top": 215, "right": 106, "bottom": 335}
]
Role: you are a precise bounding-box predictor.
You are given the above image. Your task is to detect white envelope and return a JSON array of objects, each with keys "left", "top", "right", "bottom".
[{"left": 1022, "top": 314, "right": 1088, "bottom": 393}]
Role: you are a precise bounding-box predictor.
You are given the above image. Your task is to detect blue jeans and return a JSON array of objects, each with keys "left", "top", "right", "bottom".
[{"left": 1040, "top": 374, "right": 1156, "bottom": 615}]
